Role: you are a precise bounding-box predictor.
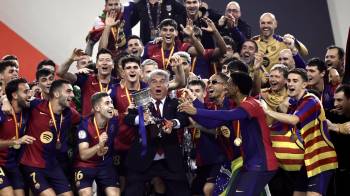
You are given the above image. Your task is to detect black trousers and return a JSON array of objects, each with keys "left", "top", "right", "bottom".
[{"left": 124, "top": 160, "right": 190, "bottom": 196}]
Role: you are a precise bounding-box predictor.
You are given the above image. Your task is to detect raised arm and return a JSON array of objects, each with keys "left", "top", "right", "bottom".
[
  {"left": 57, "top": 49, "right": 84, "bottom": 83},
  {"left": 168, "top": 54, "right": 186, "bottom": 90},
  {"left": 98, "top": 11, "right": 121, "bottom": 51},
  {"left": 201, "top": 17, "right": 227, "bottom": 58},
  {"left": 181, "top": 18, "right": 205, "bottom": 56}
]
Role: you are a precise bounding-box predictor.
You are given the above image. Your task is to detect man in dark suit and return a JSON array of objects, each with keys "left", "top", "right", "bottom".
[{"left": 124, "top": 69, "right": 190, "bottom": 196}]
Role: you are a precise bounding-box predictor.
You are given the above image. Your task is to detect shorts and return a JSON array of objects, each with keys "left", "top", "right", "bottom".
[
  {"left": 22, "top": 165, "right": 71, "bottom": 195},
  {"left": 74, "top": 166, "right": 119, "bottom": 191},
  {"left": 114, "top": 151, "right": 127, "bottom": 176},
  {"left": 0, "top": 166, "right": 25, "bottom": 190},
  {"left": 294, "top": 168, "right": 334, "bottom": 195},
  {"left": 227, "top": 168, "right": 276, "bottom": 196},
  {"left": 191, "top": 164, "right": 221, "bottom": 194}
]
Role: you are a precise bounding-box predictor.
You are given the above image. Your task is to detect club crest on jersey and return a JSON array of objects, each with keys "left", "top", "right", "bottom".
[
  {"left": 78, "top": 130, "right": 87, "bottom": 139},
  {"left": 40, "top": 131, "right": 54, "bottom": 144}
]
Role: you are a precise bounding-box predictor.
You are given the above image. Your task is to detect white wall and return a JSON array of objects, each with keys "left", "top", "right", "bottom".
[
  {"left": 327, "top": 0, "right": 350, "bottom": 49},
  {"left": 0, "top": 0, "right": 135, "bottom": 65}
]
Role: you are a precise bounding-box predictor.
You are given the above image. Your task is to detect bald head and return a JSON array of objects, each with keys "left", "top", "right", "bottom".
[
  {"left": 259, "top": 12, "right": 277, "bottom": 39},
  {"left": 260, "top": 12, "right": 276, "bottom": 21},
  {"left": 279, "top": 49, "right": 295, "bottom": 70}
]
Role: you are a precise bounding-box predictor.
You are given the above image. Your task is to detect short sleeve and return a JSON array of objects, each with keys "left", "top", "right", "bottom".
[{"left": 77, "top": 122, "right": 89, "bottom": 144}]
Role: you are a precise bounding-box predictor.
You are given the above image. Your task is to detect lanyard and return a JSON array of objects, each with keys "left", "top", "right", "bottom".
[
  {"left": 12, "top": 112, "right": 22, "bottom": 140},
  {"left": 190, "top": 57, "right": 197, "bottom": 73},
  {"left": 48, "top": 102, "right": 63, "bottom": 143},
  {"left": 93, "top": 117, "right": 108, "bottom": 139},
  {"left": 124, "top": 83, "right": 140, "bottom": 105},
  {"left": 161, "top": 45, "right": 175, "bottom": 69},
  {"left": 99, "top": 81, "right": 110, "bottom": 93},
  {"left": 213, "top": 62, "right": 217, "bottom": 74}
]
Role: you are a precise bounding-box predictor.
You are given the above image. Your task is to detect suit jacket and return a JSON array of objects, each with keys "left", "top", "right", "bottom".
[{"left": 124, "top": 96, "right": 189, "bottom": 172}]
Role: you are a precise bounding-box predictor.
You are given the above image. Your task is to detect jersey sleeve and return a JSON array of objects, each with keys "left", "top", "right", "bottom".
[
  {"left": 294, "top": 97, "right": 320, "bottom": 123},
  {"left": 75, "top": 73, "right": 89, "bottom": 88},
  {"left": 77, "top": 121, "right": 89, "bottom": 144},
  {"left": 71, "top": 108, "right": 82, "bottom": 125}
]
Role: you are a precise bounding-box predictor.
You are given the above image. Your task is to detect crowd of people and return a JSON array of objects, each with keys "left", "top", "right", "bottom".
[{"left": 0, "top": 0, "right": 349, "bottom": 196}]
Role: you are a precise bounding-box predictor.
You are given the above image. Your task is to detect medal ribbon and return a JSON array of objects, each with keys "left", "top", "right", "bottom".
[
  {"left": 99, "top": 81, "right": 110, "bottom": 93},
  {"left": 190, "top": 57, "right": 197, "bottom": 73},
  {"left": 124, "top": 83, "right": 140, "bottom": 105},
  {"left": 48, "top": 102, "right": 63, "bottom": 143},
  {"left": 161, "top": 45, "right": 175, "bottom": 70},
  {"left": 12, "top": 112, "right": 22, "bottom": 140},
  {"left": 235, "top": 97, "right": 247, "bottom": 141},
  {"left": 93, "top": 117, "right": 108, "bottom": 139}
]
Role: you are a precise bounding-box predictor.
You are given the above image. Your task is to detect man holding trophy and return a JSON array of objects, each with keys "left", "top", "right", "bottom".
[{"left": 124, "top": 69, "right": 190, "bottom": 196}]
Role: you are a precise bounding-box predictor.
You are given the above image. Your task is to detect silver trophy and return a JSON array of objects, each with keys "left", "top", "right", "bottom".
[{"left": 131, "top": 88, "right": 163, "bottom": 137}]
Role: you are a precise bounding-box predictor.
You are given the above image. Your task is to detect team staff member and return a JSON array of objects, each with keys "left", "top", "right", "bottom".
[
  {"left": 74, "top": 92, "right": 120, "bottom": 196},
  {"left": 124, "top": 70, "right": 190, "bottom": 196},
  {"left": 20, "top": 80, "right": 81, "bottom": 196},
  {"left": 0, "top": 79, "right": 36, "bottom": 196},
  {"left": 252, "top": 12, "right": 308, "bottom": 72}
]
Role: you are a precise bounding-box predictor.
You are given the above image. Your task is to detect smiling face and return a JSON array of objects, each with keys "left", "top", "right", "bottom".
[
  {"left": 123, "top": 62, "right": 141, "bottom": 83},
  {"left": 279, "top": 49, "right": 295, "bottom": 70},
  {"left": 325, "top": 48, "right": 342, "bottom": 68},
  {"left": 95, "top": 96, "right": 114, "bottom": 119},
  {"left": 269, "top": 69, "right": 286, "bottom": 92},
  {"left": 57, "top": 84, "right": 74, "bottom": 108},
  {"left": 185, "top": 0, "right": 200, "bottom": 17},
  {"left": 127, "top": 38, "right": 143, "bottom": 57},
  {"left": 96, "top": 53, "right": 114, "bottom": 77},
  {"left": 149, "top": 74, "right": 168, "bottom": 100},
  {"left": 259, "top": 13, "right": 277, "bottom": 39},
  {"left": 287, "top": 73, "right": 307, "bottom": 99},
  {"left": 38, "top": 74, "right": 54, "bottom": 95},
  {"left": 240, "top": 41, "right": 256, "bottom": 64},
  {"left": 15, "top": 83, "right": 31, "bottom": 109},
  {"left": 334, "top": 91, "right": 350, "bottom": 115},
  {"left": 159, "top": 25, "right": 178, "bottom": 45},
  {"left": 207, "top": 75, "right": 226, "bottom": 100},
  {"left": 306, "top": 65, "right": 324, "bottom": 87}
]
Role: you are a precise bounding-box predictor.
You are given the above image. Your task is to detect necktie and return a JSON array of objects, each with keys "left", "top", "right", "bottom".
[{"left": 155, "top": 100, "right": 162, "bottom": 117}]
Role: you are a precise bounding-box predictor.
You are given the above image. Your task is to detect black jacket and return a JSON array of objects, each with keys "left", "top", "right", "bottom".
[
  {"left": 124, "top": 96, "right": 189, "bottom": 172},
  {"left": 130, "top": 0, "right": 186, "bottom": 44}
]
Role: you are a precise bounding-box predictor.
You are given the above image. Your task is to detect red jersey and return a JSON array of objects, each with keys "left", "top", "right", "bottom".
[{"left": 20, "top": 100, "right": 80, "bottom": 168}]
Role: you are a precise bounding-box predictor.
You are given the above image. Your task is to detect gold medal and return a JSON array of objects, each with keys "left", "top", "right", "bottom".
[
  {"left": 13, "top": 144, "right": 21, "bottom": 149},
  {"left": 234, "top": 137, "right": 242, "bottom": 147}
]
